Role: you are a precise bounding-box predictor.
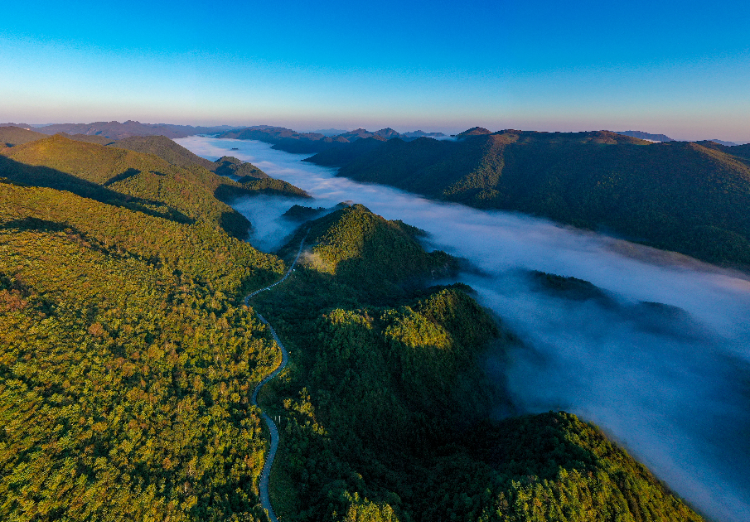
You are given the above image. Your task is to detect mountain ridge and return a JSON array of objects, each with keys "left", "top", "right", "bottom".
[{"left": 305, "top": 128, "right": 750, "bottom": 267}]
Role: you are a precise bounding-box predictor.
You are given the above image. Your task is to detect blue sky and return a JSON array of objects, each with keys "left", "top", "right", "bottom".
[{"left": 1, "top": 0, "right": 748, "bottom": 141}]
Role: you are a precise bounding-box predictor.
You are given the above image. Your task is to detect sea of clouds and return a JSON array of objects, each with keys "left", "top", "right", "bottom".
[{"left": 178, "top": 136, "right": 750, "bottom": 521}]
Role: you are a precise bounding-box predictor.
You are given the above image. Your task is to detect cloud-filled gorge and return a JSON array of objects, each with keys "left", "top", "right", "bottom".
[{"left": 178, "top": 136, "right": 750, "bottom": 522}]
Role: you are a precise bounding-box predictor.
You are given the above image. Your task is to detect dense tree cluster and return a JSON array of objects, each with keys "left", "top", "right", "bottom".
[
  {"left": 278, "top": 204, "right": 456, "bottom": 302},
  {"left": 0, "top": 140, "right": 302, "bottom": 520}
]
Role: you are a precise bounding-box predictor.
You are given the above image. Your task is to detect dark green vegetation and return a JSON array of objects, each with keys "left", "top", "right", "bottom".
[
  {"left": 307, "top": 129, "right": 750, "bottom": 267},
  {"left": 214, "top": 156, "right": 269, "bottom": 180},
  {"left": 282, "top": 205, "right": 328, "bottom": 223},
  {"left": 0, "top": 137, "right": 305, "bottom": 519},
  {"left": 0, "top": 126, "right": 48, "bottom": 147},
  {"left": 250, "top": 206, "right": 704, "bottom": 522},
  {"left": 530, "top": 271, "right": 611, "bottom": 302},
  {"left": 277, "top": 204, "right": 457, "bottom": 301}
]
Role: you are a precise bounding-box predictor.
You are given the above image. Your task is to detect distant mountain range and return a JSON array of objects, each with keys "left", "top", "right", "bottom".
[
  {"left": 305, "top": 128, "right": 750, "bottom": 267},
  {"left": 401, "top": 130, "right": 446, "bottom": 138},
  {"left": 616, "top": 131, "right": 745, "bottom": 146},
  {"left": 310, "top": 128, "right": 348, "bottom": 136},
  {"left": 616, "top": 130, "right": 675, "bottom": 142},
  {"left": 708, "top": 138, "right": 739, "bottom": 147},
  {"left": 217, "top": 125, "right": 447, "bottom": 153},
  {"left": 21, "top": 120, "right": 245, "bottom": 140}
]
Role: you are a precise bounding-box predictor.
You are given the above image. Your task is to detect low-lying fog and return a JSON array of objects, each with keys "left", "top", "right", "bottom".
[{"left": 177, "top": 136, "right": 750, "bottom": 521}]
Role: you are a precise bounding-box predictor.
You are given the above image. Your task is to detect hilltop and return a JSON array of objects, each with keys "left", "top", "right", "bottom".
[
  {"left": 0, "top": 126, "right": 48, "bottom": 147},
  {"left": 214, "top": 156, "right": 269, "bottom": 180},
  {"left": 279, "top": 203, "right": 456, "bottom": 301},
  {"left": 110, "top": 134, "right": 218, "bottom": 171},
  {"left": 306, "top": 128, "right": 750, "bottom": 267}
]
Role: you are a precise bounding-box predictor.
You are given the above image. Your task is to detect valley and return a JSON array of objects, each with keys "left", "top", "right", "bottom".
[
  {"left": 1, "top": 129, "right": 747, "bottom": 521},
  {"left": 178, "top": 135, "right": 750, "bottom": 521}
]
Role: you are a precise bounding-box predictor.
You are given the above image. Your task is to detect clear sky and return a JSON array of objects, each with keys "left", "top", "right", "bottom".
[{"left": 1, "top": 0, "right": 748, "bottom": 141}]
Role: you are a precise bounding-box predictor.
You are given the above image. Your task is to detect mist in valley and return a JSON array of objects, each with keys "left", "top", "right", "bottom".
[{"left": 178, "top": 136, "right": 750, "bottom": 521}]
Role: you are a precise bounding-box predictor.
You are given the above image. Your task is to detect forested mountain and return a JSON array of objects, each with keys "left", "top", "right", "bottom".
[
  {"left": 251, "top": 205, "right": 704, "bottom": 522},
  {"left": 401, "top": 130, "right": 446, "bottom": 138},
  {"left": 111, "top": 135, "right": 218, "bottom": 171},
  {"left": 0, "top": 132, "right": 707, "bottom": 521},
  {"left": 0, "top": 135, "right": 308, "bottom": 240},
  {"left": 307, "top": 129, "right": 750, "bottom": 267},
  {"left": 278, "top": 203, "right": 457, "bottom": 301},
  {"left": 0, "top": 164, "right": 293, "bottom": 519},
  {"left": 103, "top": 135, "right": 272, "bottom": 182},
  {"left": 36, "top": 120, "right": 244, "bottom": 140},
  {"left": 0, "top": 126, "right": 48, "bottom": 147}
]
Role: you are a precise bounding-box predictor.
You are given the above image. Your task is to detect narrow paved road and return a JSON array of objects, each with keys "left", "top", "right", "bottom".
[{"left": 247, "top": 232, "right": 308, "bottom": 522}]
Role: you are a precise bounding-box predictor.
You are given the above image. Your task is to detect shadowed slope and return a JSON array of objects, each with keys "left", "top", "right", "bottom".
[{"left": 1, "top": 134, "right": 253, "bottom": 237}]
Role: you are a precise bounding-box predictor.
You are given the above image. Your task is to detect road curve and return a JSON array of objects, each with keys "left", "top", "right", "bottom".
[{"left": 247, "top": 232, "right": 308, "bottom": 522}]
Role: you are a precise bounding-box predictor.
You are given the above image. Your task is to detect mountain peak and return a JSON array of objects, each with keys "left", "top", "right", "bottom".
[{"left": 458, "top": 127, "right": 492, "bottom": 136}]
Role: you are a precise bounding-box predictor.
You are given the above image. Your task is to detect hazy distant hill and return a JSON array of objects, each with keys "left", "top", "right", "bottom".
[
  {"left": 0, "top": 126, "right": 47, "bottom": 147},
  {"left": 218, "top": 125, "right": 408, "bottom": 154},
  {"left": 60, "top": 133, "right": 116, "bottom": 145},
  {"left": 37, "top": 120, "right": 243, "bottom": 140},
  {"left": 311, "top": 128, "right": 348, "bottom": 136},
  {"left": 307, "top": 129, "right": 750, "bottom": 267},
  {"left": 402, "top": 129, "right": 446, "bottom": 138},
  {"left": 709, "top": 138, "right": 739, "bottom": 147},
  {"left": 0, "top": 122, "right": 34, "bottom": 130},
  {"left": 617, "top": 130, "right": 675, "bottom": 142}
]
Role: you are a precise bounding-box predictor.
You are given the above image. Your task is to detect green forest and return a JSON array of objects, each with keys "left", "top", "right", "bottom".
[
  {"left": 251, "top": 205, "right": 704, "bottom": 522},
  {"left": 0, "top": 134, "right": 706, "bottom": 521},
  {"left": 0, "top": 136, "right": 307, "bottom": 520},
  {"left": 307, "top": 130, "right": 750, "bottom": 267}
]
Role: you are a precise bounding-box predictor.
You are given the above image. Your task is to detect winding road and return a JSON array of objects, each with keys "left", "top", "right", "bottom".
[{"left": 247, "top": 232, "right": 308, "bottom": 522}]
